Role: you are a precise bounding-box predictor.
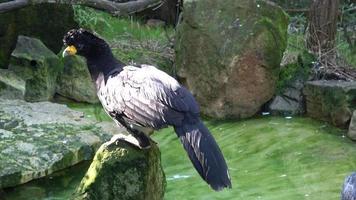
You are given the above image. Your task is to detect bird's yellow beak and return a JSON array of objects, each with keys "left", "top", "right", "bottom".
[{"left": 62, "top": 45, "right": 77, "bottom": 57}]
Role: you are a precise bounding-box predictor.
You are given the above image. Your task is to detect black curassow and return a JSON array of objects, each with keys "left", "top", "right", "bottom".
[{"left": 62, "top": 28, "right": 232, "bottom": 191}]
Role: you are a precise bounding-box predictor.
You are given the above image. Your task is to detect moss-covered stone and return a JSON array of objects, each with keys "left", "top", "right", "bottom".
[
  {"left": 0, "top": 4, "right": 78, "bottom": 68},
  {"left": 56, "top": 55, "right": 99, "bottom": 104},
  {"left": 8, "top": 36, "right": 63, "bottom": 102},
  {"left": 73, "top": 140, "right": 165, "bottom": 200},
  {"left": 175, "top": 0, "right": 288, "bottom": 119},
  {"left": 0, "top": 99, "right": 117, "bottom": 189},
  {"left": 0, "top": 69, "right": 25, "bottom": 99},
  {"left": 303, "top": 80, "right": 356, "bottom": 128}
]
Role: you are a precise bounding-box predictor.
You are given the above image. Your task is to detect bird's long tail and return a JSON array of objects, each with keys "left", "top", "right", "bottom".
[{"left": 174, "top": 121, "right": 232, "bottom": 191}]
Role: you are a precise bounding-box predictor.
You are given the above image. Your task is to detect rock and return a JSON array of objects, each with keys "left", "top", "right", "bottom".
[
  {"left": 269, "top": 78, "right": 305, "bottom": 115},
  {"left": 145, "top": 19, "right": 166, "bottom": 27},
  {"left": 0, "top": 4, "right": 78, "bottom": 68},
  {"left": 269, "top": 96, "right": 302, "bottom": 116},
  {"left": 0, "top": 69, "right": 25, "bottom": 99},
  {"left": 175, "top": 0, "right": 288, "bottom": 119},
  {"left": 8, "top": 36, "right": 63, "bottom": 102},
  {"left": 56, "top": 55, "right": 99, "bottom": 103},
  {"left": 303, "top": 80, "right": 356, "bottom": 128},
  {"left": 347, "top": 111, "right": 356, "bottom": 140},
  {"left": 0, "top": 99, "right": 120, "bottom": 189},
  {"left": 73, "top": 140, "right": 165, "bottom": 200}
]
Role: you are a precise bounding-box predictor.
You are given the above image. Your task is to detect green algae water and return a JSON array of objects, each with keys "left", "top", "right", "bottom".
[
  {"left": 3, "top": 104, "right": 355, "bottom": 200},
  {"left": 154, "top": 117, "right": 353, "bottom": 200}
]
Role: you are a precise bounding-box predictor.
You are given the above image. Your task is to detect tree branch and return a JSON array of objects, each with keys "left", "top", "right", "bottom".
[
  {"left": 0, "top": 0, "right": 28, "bottom": 13},
  {"left": 0, "top": 0, "right": 162, "bottom": 15}
]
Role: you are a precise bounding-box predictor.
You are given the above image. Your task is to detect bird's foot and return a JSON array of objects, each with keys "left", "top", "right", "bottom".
[{"left": 107, "top": 133, "right": 151, "bottom": 150}]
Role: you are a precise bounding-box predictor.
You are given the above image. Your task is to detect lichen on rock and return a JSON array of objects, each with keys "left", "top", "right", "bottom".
[
  {"left": 73, "top": 140, "right": 166, "bottom": 200},
  {"left": 0, "top": 99, "right": 117, "bottom": 189}
]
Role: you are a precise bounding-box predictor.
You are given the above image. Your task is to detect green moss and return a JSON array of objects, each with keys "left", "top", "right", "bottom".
[
  {"left": 256, "top": 0, "right": 289, "bottom": 69},
  {"left": 74, "top": 142, "right": 165, "bottom": 200},
  {"left": 276, "top": 30, "right": 315, "bottom": 93},
  {"left": 336, "top": 33, "right": 356, "bottom": 68},
  {"left": 276, "top": 50, "right": 313, "bottom": 93}
]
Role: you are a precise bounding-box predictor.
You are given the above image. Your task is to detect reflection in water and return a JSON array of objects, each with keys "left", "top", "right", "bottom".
[{"left": 2, "top": 103, "right": 355, "bottom": 200}]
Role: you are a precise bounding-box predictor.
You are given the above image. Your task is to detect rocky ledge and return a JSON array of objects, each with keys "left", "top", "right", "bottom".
[
  {"left": 0, "top": 99, "right": 118, "bottom": 188},
  {"left": 303, "top": 80, "right": 356, "bottom": 128}
]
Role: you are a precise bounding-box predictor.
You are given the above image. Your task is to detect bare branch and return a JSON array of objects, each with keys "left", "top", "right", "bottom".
[
  {"left": 0, "top": 0, "right": 162, "bottom": 15},
  {"left": 0, "top": 0, "right": 28, "bottom": 13}
]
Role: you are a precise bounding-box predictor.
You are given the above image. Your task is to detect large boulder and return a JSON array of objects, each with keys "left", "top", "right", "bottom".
[
  {"left": 0, "top": 99, "right": 119, "bottom": 189},
  {"left": 56, "top": 55, "right": 99, "bottom": 103},
  {"left": 0, "top": 4, "right": 78, "bottom": 68},
  {"left": 8, "top": 36, "right": 63, "bottom": 102},
  {"left": 303, "top": 80, "right": 356, "bottom": 128},
  {"left": 73, "top": 140, "right": 165, "bottom": 200},
  {"left": 175, "top": 0, "right": 288, "bottom": 119}
]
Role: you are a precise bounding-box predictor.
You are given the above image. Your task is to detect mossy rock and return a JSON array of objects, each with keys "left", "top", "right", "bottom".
[
  {"left": 303, "top": 80, "right": 356, "bottom": 128},
  {"left": 8, "top": 36, "right": 63, "bottom": 102},
  {"left": 175, "top": 0, "right": 288, "bottom": 119},
  {"left": 73, "top": 140, "right": 165, "bottom": 200},
  {"left": 56, "top": 55, "right": 99, "bottom": 104},
  {"left": 0, "top": 99, "right": 116, "bottom": 189},
  {"left": 0, "top": 4, "right": 78, "bottom": 68},
  {"left": 0, "top": 69, "right": 25, "bottom": 99}
]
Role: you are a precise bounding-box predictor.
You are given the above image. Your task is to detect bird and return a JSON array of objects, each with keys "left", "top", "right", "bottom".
[
  {"left": 342, "top": 172, "right": 356, "bottom": 200},
  {"left": 62, "top": 28, "right": 232, "bottom": 191}
]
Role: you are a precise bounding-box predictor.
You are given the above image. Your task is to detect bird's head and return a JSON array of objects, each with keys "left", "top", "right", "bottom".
[{"left": 62, "top": 28, "right": 109, "bottom": 58}]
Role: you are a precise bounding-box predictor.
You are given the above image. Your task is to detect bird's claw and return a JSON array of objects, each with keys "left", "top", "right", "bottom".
[{"left": 107, "top": 133, "right": 151, "bottom": 150}]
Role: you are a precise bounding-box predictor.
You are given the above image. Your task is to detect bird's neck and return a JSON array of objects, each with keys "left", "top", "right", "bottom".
[{"left": 86, "top": 48, "right": 125, "bottom": 89}]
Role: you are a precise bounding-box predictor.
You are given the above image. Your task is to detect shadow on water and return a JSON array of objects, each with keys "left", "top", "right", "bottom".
[{"left": 2, "top": 103, "right": 355, "bottom": 200}]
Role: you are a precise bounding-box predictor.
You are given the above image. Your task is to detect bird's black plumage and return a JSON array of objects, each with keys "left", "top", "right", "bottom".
[
  {"left": 342, "top": 172, "right": 356, "bottom": 200},
  {"left": 63, "top": 28, "right": 232, "bottom": 191}
]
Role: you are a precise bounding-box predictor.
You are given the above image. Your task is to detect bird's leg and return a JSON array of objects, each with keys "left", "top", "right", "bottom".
[
  {"left": 106, "top": 133, "right": 141, "bottom": 149},
  {"left": 128, "top": 129, "right": 152, "bottom": 149},
  {"left": 112, "top": 113, "right": 152, "bottom": 149},
  {"left": 105, "top": 131, "right": 151, "bottom": 150},
  {"left": 108, "top": 130, "right": 151, "bottom": 149}
]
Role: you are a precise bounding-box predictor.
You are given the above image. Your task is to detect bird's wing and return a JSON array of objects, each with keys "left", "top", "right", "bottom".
[{"left": 98, "top": 65, "right": 199, "bottom": 129}]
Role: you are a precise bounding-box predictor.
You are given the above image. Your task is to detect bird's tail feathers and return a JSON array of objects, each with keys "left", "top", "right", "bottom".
[{"left": 174, "top": 121, "right": 231, "bottom": 191}]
